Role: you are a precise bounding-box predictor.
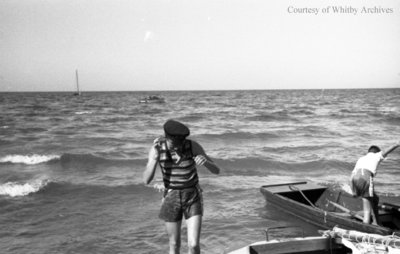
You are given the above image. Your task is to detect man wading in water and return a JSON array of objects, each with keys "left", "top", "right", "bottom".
[{"left": 143, "top": 119, "right": 220, "bottom": 254}]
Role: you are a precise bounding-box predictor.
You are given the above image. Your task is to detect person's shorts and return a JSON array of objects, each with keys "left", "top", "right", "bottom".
[
  {"left": 351, "top": 168, "right": 374, "bottom": 198},
  {"left": 159, "top": 185, "right": 203, "bottom": 222}
]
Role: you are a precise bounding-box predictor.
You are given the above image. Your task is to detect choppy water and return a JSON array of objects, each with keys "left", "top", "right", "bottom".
[{"left": 0, "top": 89, "right": 399, "bottom": 253}]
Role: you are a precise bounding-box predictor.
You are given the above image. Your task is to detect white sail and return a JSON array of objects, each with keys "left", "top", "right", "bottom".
[{"left": 74, "top": 69, "right": 81, "bottom": 96}]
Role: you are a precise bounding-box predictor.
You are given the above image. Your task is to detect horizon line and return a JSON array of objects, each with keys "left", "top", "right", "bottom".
[{"left": 1, "top": 87, "right": 400, "bottom": 93}]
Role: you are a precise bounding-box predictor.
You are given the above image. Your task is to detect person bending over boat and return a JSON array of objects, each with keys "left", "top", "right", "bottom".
[
  {"left": 143, "top": 119, "right": 220, "bottom": 254},
  {"left": 350, "top": 142, "right": 400, "bottom": 225}
]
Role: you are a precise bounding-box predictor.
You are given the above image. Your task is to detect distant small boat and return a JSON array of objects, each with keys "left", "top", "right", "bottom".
[
  {"left": 139, "top": 95, "right": 165, "bottom": 104},
  {"left": 73, "top": 69, "right": 81, "bottom": 96}
]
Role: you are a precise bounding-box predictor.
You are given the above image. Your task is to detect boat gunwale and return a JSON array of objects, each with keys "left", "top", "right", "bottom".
[
  {"left": 228, "top": 234, "right": 347, "bottom": 254},
  {"left": 260, "top": 182, "right": 396, "bottom": 235}
]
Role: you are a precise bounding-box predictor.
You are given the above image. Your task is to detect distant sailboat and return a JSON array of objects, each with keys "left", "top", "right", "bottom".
[{"left": 73, "top": 69, "right": 81, "bottom": 96}]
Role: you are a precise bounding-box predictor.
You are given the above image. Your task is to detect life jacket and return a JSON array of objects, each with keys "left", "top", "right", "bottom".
[{"left": 158, "top": 139, "right": 199, "bottom": 189}]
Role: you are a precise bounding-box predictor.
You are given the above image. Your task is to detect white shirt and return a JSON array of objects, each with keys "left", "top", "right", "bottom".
[{"left": 352, "top": 151, "right": 384, "bottom": 176}]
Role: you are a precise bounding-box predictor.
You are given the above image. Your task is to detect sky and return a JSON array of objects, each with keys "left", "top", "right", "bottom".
[{"left": 0, "top": 0, "right": 400, "bottom": 92}]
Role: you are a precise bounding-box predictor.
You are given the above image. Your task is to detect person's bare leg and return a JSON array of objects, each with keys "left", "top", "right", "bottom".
[
  {"left": 165, "top": 221, "right": 182, "bottom": 254},
  {"left": 362, "top": 198, "right": 372, "bottom": 224},
  {"left": 371, "top": 195, "right": 380, "bottom": 225},
  {"left": 186, "top": 215, "right": 202, "bottom": 254}
]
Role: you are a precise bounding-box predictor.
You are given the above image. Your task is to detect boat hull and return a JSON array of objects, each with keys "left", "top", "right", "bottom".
[
  {"left": 139, "top": 95, "right": 165, "bottom": 104},
  {"left": 229, "top": 235, "right": 347, "bottom": 254},
  {"left": 139, "top": 99, "right": 165, "bottom": 103},
  {"left": 228, "top": 226, "right": 400, "bottom": 254},
  {"left": 260, "top": 182, "right": 400, "bottom": 235}
]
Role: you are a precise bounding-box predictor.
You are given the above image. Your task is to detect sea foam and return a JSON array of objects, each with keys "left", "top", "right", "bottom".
[
  {"left": 0, "top": 179, "right": 49, "bottom": 197},
  {"left": 0, "top": 154, "right": 60, "bottom": 165}
]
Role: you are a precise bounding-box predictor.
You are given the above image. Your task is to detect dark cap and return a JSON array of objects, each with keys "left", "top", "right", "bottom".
[
  {"left": 163, "top": 119, "right": 190, "bottom": 138},
  {"left": 368, "top": 145, "right": 381, "bottom": 153}
]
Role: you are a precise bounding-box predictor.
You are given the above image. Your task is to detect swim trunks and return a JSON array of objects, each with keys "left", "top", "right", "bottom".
[
  {"left": 159, "top": 186, "right": 203, "bottom": 222},
  {"left": 351, "top": 168, "right": 374, "bottom": 198}
]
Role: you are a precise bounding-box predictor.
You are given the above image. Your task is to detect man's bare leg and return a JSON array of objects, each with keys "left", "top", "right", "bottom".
[
  {"left": 165, "top": 221, "right": 182, "bottom": 254},
  {"left": 186, "top": 215, "right": 202, "bottom": 254}
]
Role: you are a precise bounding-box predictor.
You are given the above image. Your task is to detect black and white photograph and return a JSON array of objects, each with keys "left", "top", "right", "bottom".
[{"left": 1, "top": 0, "right": 400, "bottom": 253}]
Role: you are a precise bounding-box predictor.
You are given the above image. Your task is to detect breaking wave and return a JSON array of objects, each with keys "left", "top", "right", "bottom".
[
  {"left": 0, "top": 154, "right": 60, "bottom": 165},
  {"left": 0, "top": 179, "right": 50, "bottom": 197}
]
